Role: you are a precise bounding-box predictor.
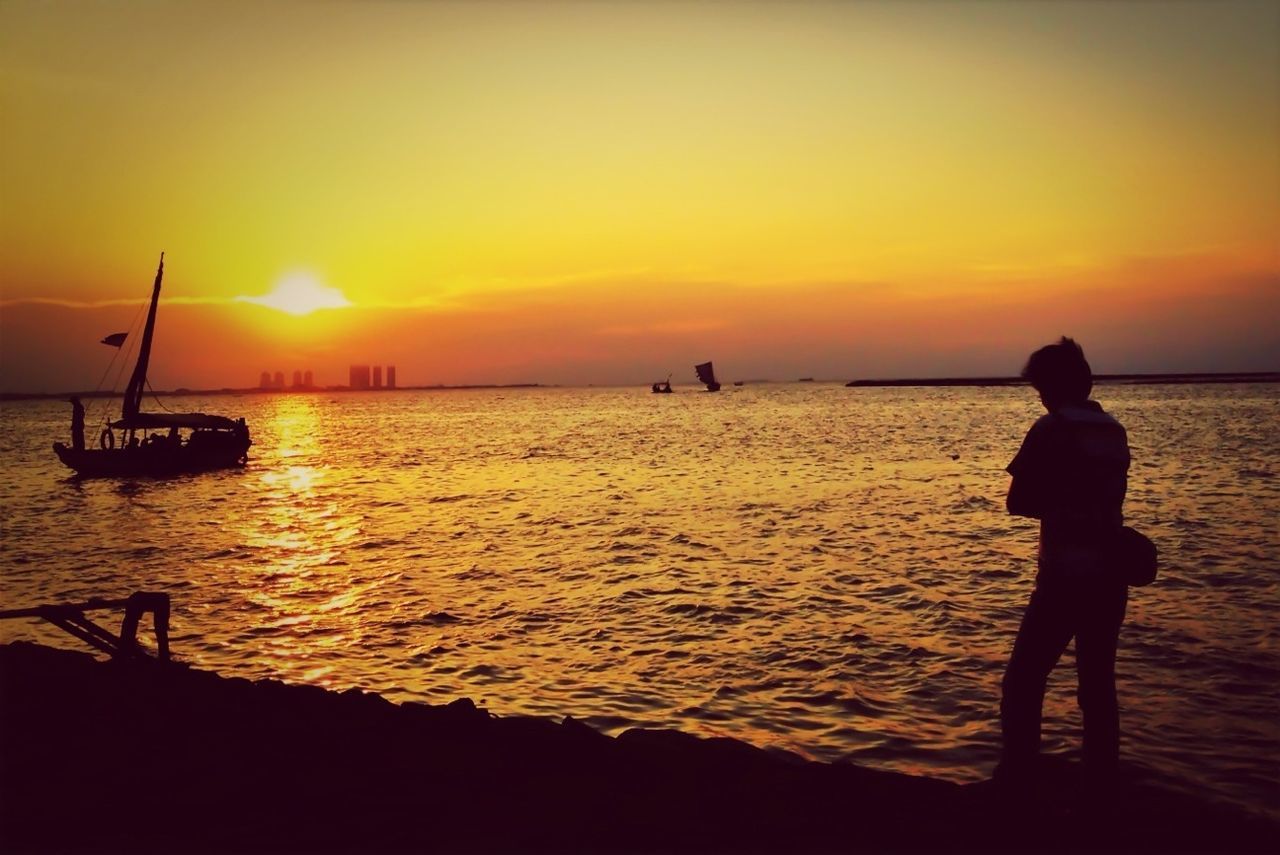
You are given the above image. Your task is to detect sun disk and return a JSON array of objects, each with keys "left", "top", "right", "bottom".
[{"left": 238, "top": 274, "right": 352, "bottom": 316}]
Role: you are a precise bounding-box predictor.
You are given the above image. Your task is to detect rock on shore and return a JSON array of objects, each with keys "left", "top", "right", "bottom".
[{"left": 0, "top": 642, "right": 1273, "bottom": 853}]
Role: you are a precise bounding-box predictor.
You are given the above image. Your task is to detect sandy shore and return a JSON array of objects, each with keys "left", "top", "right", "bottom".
[{"left": 0, "top": 641, "right": 1273, "bottom": 853}]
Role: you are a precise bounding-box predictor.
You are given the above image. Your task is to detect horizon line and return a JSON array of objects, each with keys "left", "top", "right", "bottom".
[{"left": 4, "top": 370, "right": 1279, "bottom": 401}]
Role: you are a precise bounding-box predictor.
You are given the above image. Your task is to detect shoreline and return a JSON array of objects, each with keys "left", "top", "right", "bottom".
[{"left": 1, "top": 641, "right": 1274, "bottom": 853}]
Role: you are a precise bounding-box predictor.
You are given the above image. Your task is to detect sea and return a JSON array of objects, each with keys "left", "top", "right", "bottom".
[{"left": 1, "top": 383, "right": 1277, "bottom": 821}]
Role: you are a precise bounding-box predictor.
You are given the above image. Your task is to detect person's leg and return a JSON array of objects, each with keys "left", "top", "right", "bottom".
[
  {"left": 1000, "top": 585, "right": 1075, "bottom": 775},
  {"left": 1074, "top": 582, "right": 1128, "bottom": 774}
]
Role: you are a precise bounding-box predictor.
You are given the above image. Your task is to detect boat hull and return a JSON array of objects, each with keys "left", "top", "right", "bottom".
[{"left": 53, "top": 437, "right": 249, "bottom": 478}]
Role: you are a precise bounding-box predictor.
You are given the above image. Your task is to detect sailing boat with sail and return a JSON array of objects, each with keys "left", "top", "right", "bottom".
[
  {"left": 52, "top": 254, "right": 251, "bottom": 477},
  {"left": 694, "top": 361, "right": 721, "bottom": 392}
]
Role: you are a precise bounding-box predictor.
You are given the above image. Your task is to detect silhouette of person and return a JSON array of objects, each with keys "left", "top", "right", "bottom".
[
  {"left": 998, "top": 337, "right": 1131, "bottom": 784},
  {"left": 69, "top": 396, "right": 85, "bottom": 451}
]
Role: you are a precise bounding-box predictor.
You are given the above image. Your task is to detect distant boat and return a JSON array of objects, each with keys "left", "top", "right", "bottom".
[
  {"left": 798, "top": 377, "right": 814, "bottom": 382},
  {"left": 52, "top": 254, "right": 251, "bottom": 477},
  {"left": 694, "top": 361, "right": 721, "bottom": 393},
  {"left": 733, "top": 381, "right": 744, "bottom": 387},
  {"left": 651, "top": 375, "right": 672, "bottom": 393}
]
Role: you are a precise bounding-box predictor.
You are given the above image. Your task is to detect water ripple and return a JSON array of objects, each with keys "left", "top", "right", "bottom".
[{"left": 1, "top": 383, "right": 1277, "bottom": 821}]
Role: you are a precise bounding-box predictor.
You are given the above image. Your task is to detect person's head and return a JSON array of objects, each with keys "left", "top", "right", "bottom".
[{"left": 1022, "top": 337, "right": 1092, "bottom": 411}]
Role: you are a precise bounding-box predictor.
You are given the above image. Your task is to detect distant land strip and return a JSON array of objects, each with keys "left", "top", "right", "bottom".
[
  {"left": 3, "top": 373, "right": 1278, "bottom": 401},
  {"left": 844, "top": 371, "right": 1280, "bottom": 387}
]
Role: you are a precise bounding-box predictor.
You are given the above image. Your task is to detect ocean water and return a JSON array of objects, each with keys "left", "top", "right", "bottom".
[{"left": 1, "top": 383, "right": 1277, "bottom": 819}]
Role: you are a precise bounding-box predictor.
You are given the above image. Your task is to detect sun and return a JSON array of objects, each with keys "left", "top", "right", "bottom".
[{"left": 238, "top": 273, "right": 352, "bottom": 316}]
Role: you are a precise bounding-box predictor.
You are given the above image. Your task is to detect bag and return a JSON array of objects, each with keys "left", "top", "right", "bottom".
[{"left": 1109, "top": 526, "right": 1158, "bottom": 586}]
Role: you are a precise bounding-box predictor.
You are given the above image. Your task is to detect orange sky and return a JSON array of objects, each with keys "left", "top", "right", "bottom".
[{"left": 2, "top": 0, "right": 1277, "bottom": 392}]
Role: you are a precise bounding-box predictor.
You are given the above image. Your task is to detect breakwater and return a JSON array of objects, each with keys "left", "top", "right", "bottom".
[{"left": 2, "top": 642, "right": 1275, "bottom": 853}]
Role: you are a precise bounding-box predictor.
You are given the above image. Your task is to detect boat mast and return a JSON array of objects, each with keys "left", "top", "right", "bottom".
[{"left": 122, "top": 252, "right": 164, "bottom": 422}]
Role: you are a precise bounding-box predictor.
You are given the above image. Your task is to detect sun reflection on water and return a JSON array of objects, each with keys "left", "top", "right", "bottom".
[{"left": 235, "top": 395, "right": 373, "bottom": 686}]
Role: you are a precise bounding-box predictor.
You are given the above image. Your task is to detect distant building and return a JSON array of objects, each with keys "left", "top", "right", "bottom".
[
  {"left": 349, "top": 365, "right": 371, "bottom": 390},
  {"left": 373, "top": 366, "right": 383, "bottom": 389},
  {"left": 292, "top": 370, "right": 303, "bottom": 389},
  {"left": 386, "top": 366, "right": 396, "bottom": 389},
  {"left": 259, "top": 372, "right": 272, "bottom": 390},
  {"left": 273, "top": 371, "right": 285, "bottom": 389},
  {"left": 303, "top": 370, "right": 313, "bottom": 388}
]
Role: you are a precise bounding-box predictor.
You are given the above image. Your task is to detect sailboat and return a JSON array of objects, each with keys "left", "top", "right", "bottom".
[
  {"left": 694, "top": 361, "right": 721, "bottom": 392},
  {"left": 52, "top": 254, "right": 251, "bottom": 477}
]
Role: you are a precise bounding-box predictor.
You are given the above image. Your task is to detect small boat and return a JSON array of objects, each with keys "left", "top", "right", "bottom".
[
  {"left": 733, "top": 381, "right": 744, "bottom": 387},
  {"left": 694, "top": 361, "right": 721, "bottom": 393},
  {"left": 651, "top": 376, "right": 672, "bottom": 393},
  {"left": 53, "top": 254, "right": 251, "bottom": 477}
]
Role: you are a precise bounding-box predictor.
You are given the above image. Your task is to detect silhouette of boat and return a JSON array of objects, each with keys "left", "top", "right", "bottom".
[
  {"left": 651, "top": 376, "right": 672, "bottom": 393},
  {"left": 733, "top": 381, "right": 744, "bottom": 387},
  {"left": 52, "top": 254, "right": 251, "bottom": 477},
  {"left": 695, "top": 361, "right": 721, "bottom": 392}
]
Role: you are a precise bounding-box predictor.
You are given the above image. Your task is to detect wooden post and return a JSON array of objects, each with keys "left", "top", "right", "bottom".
[{"left": 0, "top": 592, "right": 172, "bottom": 662}]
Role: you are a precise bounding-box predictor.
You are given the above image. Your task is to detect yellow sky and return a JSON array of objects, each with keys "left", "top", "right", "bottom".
[{"left": 1, "top": 0, "right": 1277, "bottom": 390}]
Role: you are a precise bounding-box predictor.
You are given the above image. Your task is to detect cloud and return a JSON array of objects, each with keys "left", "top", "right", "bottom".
[
  {"left": 0, "top": 295, "right": 231, "bottom": 309},
  {"left": 2, "top": 249, "right": 1276, "bottom": 393},
  {"left": 595, "top": 319, "right": 732, "bottom": 337}
]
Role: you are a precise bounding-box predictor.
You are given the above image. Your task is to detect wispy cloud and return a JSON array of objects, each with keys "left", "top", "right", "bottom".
[
  {"left": 350, "top": 295, "right": 450, "bottom": 311},
  {"left": 0, "top": 295, "right": 232, "bottom": 309},
  {"left": 596, "top": 319, "right": 732, "bottom": 337}
]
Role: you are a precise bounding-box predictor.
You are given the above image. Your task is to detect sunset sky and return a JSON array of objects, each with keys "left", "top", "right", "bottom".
[{"left": 2, "top": 0, "right": 1277, "bottom": 392}]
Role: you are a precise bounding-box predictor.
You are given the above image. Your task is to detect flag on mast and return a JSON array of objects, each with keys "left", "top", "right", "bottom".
[{"left": 100, "top": 332, "right": 128, "bottom": 348}]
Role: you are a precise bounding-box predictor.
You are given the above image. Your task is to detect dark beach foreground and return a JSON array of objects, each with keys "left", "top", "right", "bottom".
[{"left": 1, "top": 642, "right": 1274, "bottom": 854}]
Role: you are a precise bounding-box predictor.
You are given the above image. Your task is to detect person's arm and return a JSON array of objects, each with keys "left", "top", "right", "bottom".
[
  {"left": 1006, "top": 417, "right": 1056, "bottom": 518},
  {"left": 1006, "top": 472, "right": 1045, "bottom": 518}
]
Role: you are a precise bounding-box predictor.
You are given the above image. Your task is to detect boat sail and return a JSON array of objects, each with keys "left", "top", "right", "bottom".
[
  {"left": 52, "top": 254, "right": 251, "bottom": 477},
  {"left": 694, "top": 361, "right": 721, "bottom": 392}
]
